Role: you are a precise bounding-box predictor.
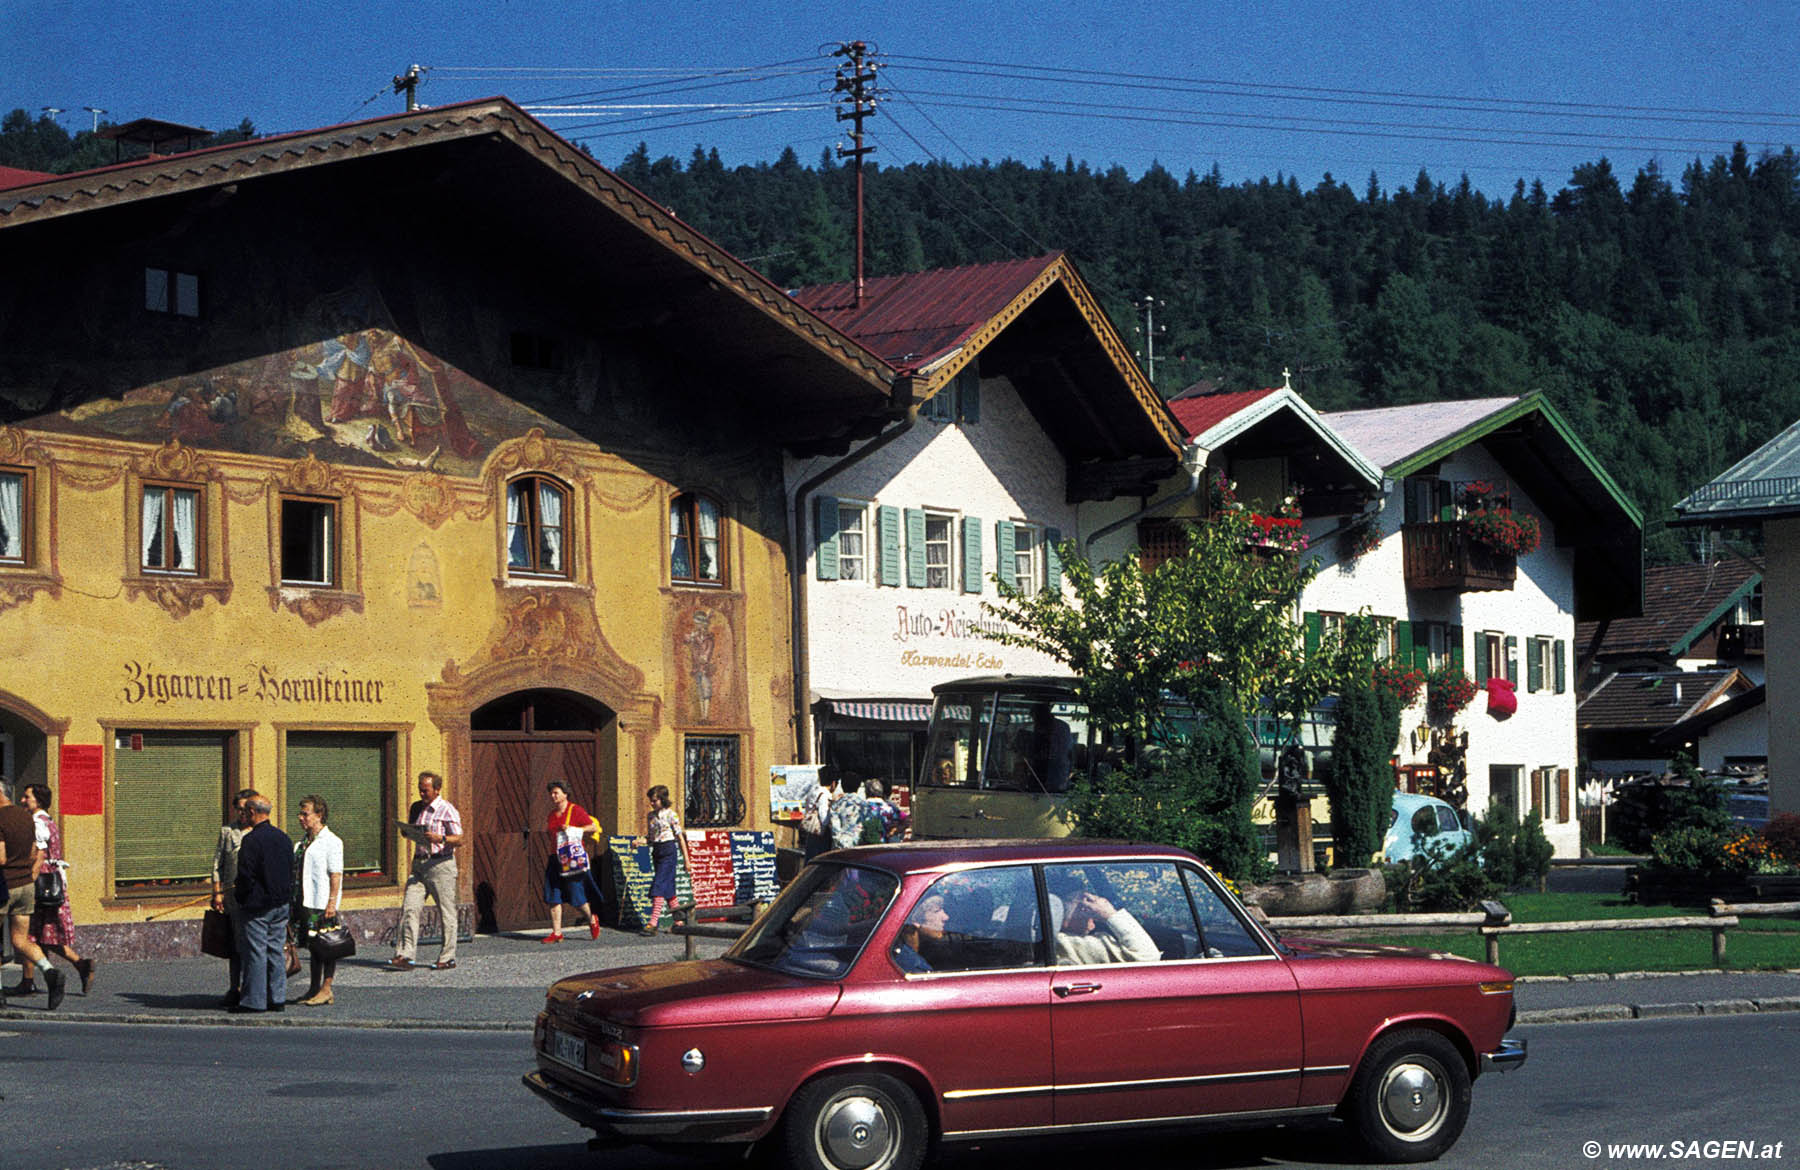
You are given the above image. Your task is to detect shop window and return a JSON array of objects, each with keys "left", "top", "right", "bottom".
[
  {"left": 284, "top": 730, "right": 394, "bottom": 880},
  {"left": 683, "top": 734, "right": 743, "bottom": 827},
  {"left": 279, "top": 495, "right": 337, "bottom": 586},
  {"left": 140, "top": 483, "right": 202, "bottom": 574},
  {"left": 506, "top": 474, "right": 570, "bottom": 578},
  {"left": 145, "top": 267, "right": 201, "bottom": 317},
  {"left": 0, "top": 466, "right": 29, "bottom": 565},
  {"left": 670, "top": 492, "right": 727, "bottom": 586},
  {"left": 112, "top": 730, "right": 237, "bottom": 892}
]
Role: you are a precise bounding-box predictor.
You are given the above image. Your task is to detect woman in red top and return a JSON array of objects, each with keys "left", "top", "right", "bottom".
[{"left": 541, "top": 781, "right": 604, "bottom": 943}]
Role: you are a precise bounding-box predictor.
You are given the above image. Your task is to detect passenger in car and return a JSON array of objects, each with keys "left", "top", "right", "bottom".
[
  {"left": 894, "top": 893, "right": 953, "bottom": 971},
  {"left": 1053, "top": 890, "right": 1159, "bottom": 965}
]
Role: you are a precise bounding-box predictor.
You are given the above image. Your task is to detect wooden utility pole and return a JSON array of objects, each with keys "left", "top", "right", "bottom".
[{"left": 832, "top": 42, "right": 878, "bottom": 306}]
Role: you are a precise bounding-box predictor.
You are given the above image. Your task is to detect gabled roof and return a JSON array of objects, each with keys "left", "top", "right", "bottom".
[
  {"left": 1576, "top": 561, "right": 1761, "bottom": 661},
  {"left": 1673, "top": 415, "right": 1800, "bottom": 524},
  {"left": 1652, "top": 683, "right": 1765, "bottom": 749},
  {"left": 1173, "top": 385, "right": 1383, "bottom": 490},
  {"left": 1322, "top": 393, "right": 1643, "bottom": 621},
  {"left": 0, "top": 97, "right": 901, "bottom": 449},
  {"left": 791, "top": 254, "right": 1183, "bottom": 497},
  {"left": 1577, "top": 668, "right": 1751, "bottom": 732}
]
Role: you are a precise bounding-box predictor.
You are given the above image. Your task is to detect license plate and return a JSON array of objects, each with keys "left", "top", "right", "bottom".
[{"left": 550, "top": 1029, "right": 587, "bottom": 1071}]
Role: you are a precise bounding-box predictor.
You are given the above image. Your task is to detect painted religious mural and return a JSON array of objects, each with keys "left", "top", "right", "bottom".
[{"left": 38, "top": 284, "right": 581, "bottom": 477}]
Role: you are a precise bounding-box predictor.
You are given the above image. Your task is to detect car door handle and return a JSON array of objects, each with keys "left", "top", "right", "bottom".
[{"left": 1054, "top": 982, "right": 1103, "bottom": 997}]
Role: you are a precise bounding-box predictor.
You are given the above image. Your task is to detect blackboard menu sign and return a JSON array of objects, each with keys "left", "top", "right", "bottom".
[{"left": 607, "top": 830, "right": 778, "bottom": 929}]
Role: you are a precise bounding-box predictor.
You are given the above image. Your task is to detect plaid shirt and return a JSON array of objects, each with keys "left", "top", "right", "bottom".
[{"left": 411, "top": 796, "right": 462, "bottom": 863}]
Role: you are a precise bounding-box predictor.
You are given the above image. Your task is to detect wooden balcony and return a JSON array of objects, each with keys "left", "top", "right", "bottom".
[{"left": 1402, "top": 521, "right": 1516, "bottom": 591}]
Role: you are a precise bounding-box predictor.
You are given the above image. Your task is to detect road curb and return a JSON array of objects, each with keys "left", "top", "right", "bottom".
[
  {"left": 0, "top": 1007, "right": 532, "bottom": 1031},
  {"left": 1517, "top": 996, "right": 1800, "bottom": 1025}
]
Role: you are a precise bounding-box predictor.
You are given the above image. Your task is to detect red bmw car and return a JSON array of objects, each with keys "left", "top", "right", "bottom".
[{"left": 526, "top": 841, "right": 1524, "bottom": 1168}]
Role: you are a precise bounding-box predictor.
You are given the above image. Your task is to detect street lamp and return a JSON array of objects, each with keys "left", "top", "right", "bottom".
[{"left": 84, "top": 106, "right": 107, "bottom": 133}]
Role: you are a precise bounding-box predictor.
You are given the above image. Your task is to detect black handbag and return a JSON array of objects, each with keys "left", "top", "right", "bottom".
[
  {"left": 201, "top": 908, "right": 236, "bottom": 958},
  {"left": 34, "top": 866, "right": 66, "bottom": 911},
  {"left": 307, "top": 917, "right": 357, "bottom": 961}
]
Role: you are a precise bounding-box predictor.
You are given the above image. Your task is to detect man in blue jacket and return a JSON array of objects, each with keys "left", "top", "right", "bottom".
[{"left": 233, "top": 795, "right": 294, "bottom": 1013}]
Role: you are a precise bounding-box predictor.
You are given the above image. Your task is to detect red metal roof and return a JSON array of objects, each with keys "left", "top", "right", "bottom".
[
  {"left": 1168, "top": 388, "right": 1278, "bottom": 440},
  {"left": 789, "top": 255, "right": 1063, "bottom": 372},
  {"left": 0, "top": 165, "right": 54, "bottom": 191}
]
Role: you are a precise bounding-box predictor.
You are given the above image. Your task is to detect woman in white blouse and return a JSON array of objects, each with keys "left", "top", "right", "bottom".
[{"left": 294, "top": 794, "right": 344, "bottom": 1006}]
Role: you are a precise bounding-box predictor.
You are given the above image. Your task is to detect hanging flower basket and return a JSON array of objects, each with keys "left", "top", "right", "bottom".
[{"left": 1426, "top": 667, "right": 1479, "bottom": 724}]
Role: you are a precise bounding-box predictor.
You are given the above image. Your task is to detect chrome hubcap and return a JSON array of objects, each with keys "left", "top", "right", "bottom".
[
  {"left": 819, "top": 1092, "right": 894, "bottom": 1170},
  {"left": 1380, "top": 1061, "right": 1446, "bottom": 1138}
]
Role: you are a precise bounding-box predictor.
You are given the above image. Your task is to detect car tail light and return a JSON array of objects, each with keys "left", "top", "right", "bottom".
[
  {"left": 591, "top": 1039, "right": 639, "bottom": 1086},
  {"left": 1477, "top": 979, "right": 1514, "bottom": 995}
]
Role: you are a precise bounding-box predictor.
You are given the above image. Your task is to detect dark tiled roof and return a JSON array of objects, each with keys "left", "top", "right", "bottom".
[
  {"left": 1169, "top": 388, "right": 1277, "bottom": 440},
  {"left": 789, "top": 255, "right": 1063, "bottom": 372},
  {"left": 1577, "top": 669, "right": 1749, "bottom": 731},
  {"left": 1575, "top": 561, "right": 1759, "bottom": 658}
]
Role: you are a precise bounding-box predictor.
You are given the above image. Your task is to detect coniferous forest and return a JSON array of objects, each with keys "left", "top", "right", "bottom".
[{"left": 9, "top": 107, "right": 1800, "bottom": 563}]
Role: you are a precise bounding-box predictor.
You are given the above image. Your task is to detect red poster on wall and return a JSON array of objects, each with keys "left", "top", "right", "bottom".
[
  {"left": 59, "top": 744, "right": 104, "bottom": 815},
  {"left": 683, "top": 830, "right": 738, "bottom": 909}
]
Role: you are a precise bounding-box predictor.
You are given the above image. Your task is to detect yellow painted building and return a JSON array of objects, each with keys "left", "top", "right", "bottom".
[{"left": 0, "top": 99, "right": 900, "bottom": 949}]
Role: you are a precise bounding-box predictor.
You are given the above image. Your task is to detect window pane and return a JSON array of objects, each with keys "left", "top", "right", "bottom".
[
  {"left": 896, "top": 866, "right": 1040, "bottom": 973},
  {"left": 174, "top": 272, "right": 200, "bottom": 318},
  {"left": 286, "top": 731, "right": 389, "bottom": 875},
  {"left": 170, "top": 488, "right": 197, "bottom": 572},
  {"left": 1183, "top": 867, "right": 1267, "bottom": 957},
  {"left": 145, "top": 267, "right": 169, "bottom": 312},
  {"left": 984, "top": 696, "right": 1078, "bottom": 793},
  {"left": 280, "top": 498, "right": 333, "bottom": 585},
  {"left": 684, "top": 735, "right": 744, "bottom": 826},
  {"left": 838, "top": 504, "right": 865, "bottom": 581},
  {"left": 696, "top": 497, "right": 721, "bottom": 581},
  {"left": 536, "top": 481, "right": 564, "bottom": 572},
  {"left": 924, "top": 513, "right": 952, "bottom": 589},
  {"left": 142, "top": 488, "right": 165, "bottom": 568},
  {"left": 1046, "top": 860, "right": 1189, "bottom": 964},
  {"left": 670, "top": 499, "right": 694, "bottom": 579},
  {"left": 506, "top": 481, "right": 531, "bottom": 568},
  {"left": 114, "top": 731, "right": 228, "bottom": 884},
  {"left": 0, "top": 471, "right": 21, "bottom": 560}
]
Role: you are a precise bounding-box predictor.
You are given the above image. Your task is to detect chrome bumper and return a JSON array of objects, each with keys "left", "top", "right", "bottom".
[
  {"left": 1481, "top": 1037, "right": 1528, "bottom": 1073},
  {"left": 523, "top": 1071, "right": 774, "bottom": 1142}
]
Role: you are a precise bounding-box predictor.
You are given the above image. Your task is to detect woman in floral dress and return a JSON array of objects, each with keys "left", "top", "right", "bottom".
[{"left": 19, "top": 784, "right": 95, "bottom": 996}]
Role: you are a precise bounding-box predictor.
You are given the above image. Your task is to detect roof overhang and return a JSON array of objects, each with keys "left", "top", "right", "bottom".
[
  {"left": 1190, "top": 386, "right": 1383, "bottom": 493},
  {"left": 0, "top": 98, "right": 901, "bottom": 450},
  {"left": 1672, "top": 415, "right": 1800, "bottom": 526}
]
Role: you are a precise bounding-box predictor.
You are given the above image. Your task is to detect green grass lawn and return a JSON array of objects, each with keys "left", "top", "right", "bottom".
[{"left": 1308, "top": 890, "right": 1800, "bottom": 975}]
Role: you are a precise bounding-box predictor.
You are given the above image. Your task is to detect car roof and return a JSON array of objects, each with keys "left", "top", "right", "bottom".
[
  {"left": 1392, "top": 791, "right": 1454, "bottom": 811},
  {"left": 814, "top": 838, "right": 1198, "bottom": 875}
]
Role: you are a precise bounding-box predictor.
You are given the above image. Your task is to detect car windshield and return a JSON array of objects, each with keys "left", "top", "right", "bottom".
[{"left": 728, "top": 862, "right": 900, "bottom": 979}]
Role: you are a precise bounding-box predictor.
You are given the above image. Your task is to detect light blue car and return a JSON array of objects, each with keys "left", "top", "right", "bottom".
[{"left": 1383, "top": 791, "right": 1475, "bottom": 862}]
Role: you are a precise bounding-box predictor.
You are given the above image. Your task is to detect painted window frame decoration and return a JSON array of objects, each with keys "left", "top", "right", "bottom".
[
  {"left": 278, "top": 494, "right": 338, "bottom": 587},
  {"left": 0, "top": 465, "right": 30, "bottom": 566},
  {"left": 140, "top": 481, "right": 204, "bottom": 576},
  {"left": 506, "top": 473, "right": 572, "bottom": 579},
  {"left": 670, "top": 491, "right": 728, "bottom": 587}
]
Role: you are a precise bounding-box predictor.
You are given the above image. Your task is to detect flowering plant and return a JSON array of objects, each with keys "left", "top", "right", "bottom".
[
  {"left": 1373, "top": 659, "right": 1426, "bottom": 707},
  {"left": 1465, "top": 508, "right": 1540, "bottom": 557},
  {"left": 1425, "top": 667, "right": 1479, "bottom": 723},
  {"left": 1244, "top": 495, "right": 1308, "bottom": 554}
]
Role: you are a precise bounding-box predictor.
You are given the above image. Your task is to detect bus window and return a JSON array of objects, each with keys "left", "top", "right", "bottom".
[
  {"left": 985, "top": 697, "right": 1085, "bottom": 793},
  {"left": 920, "top": 696, "right": 990, "bottom": 788}
]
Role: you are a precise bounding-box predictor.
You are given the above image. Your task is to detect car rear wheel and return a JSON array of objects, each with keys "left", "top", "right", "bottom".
[
  {"left": 1346, "top": 1029, "right": 1472, "bottom": 1163},
  {"left": 783, "top": 1071, "right": 927, "bottom": 1170}
]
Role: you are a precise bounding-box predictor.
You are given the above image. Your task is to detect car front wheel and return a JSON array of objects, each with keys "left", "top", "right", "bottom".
[
  {"left": 782, "top": 1071, "right": 927, "bottom": 1170},
  {"left": 1346, "top": 1028, "right": 1472, "bottom": 1163}
]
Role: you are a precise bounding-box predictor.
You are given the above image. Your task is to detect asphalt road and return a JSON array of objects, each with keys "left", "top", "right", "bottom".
[{"left": 2, "top": 1013, "right": 1793, "bottom": 1170}]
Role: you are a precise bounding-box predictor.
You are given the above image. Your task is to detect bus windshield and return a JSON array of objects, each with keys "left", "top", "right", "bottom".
[{"left": 919, "top": 684, "right": 1094, "bottom": 794}]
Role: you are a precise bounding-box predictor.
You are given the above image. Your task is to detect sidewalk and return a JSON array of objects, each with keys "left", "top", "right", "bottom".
[{"left": 5, "top": 924, "right": 1799, "bottom": 1028}]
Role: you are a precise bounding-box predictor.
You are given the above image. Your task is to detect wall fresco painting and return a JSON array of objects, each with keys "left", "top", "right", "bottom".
[{"left": 48, "top": 284, "right": 578, "bottom": 478}]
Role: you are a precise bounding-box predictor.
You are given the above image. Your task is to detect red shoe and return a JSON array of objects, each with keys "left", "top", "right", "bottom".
[
  {"left": 540, "top": 932, "right": 564, "bottom": 945},
  {"left": 589, "top": 918, "right": 602, "bottom": 940}
]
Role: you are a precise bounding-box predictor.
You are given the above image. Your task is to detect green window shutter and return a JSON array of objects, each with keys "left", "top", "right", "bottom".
[
  {"left": 958, "top": 367, "right": 981, "bottom": 422},
  {"left": 1504, "top": 635, "right": 1519, "bottom": 684},
  {"left": 1554, "top": 639, "right": 1568, "bottom": 693},
  {"left": 286, "top": 732, "right": 389, "bottom": 875},
  {"left": 1449, "top": 625, "right": 1464, "bottom": 672},
  {"left": 995, "top": 520, "right": 1016, "bottom": 586},
  {"left": 1474, "top": 632, "right": 1491, "bottom": 682},
  {"left": 113, "top": 732, "right": 229, "bottom": 884},
  {"left": 1044, "top": 527, "right": 1063, "bottom": 592},
  {"left": 1394, "top": 619, "right": 1413, "bottom": 665},
  {"left": 962, "top": 515, "right": 983, "bottom": 593},
  {"left": 1527, "top": 639, "right": 1544, "bottom": 693},
  {"left": 1303, "top": 611, "right": 1323, "bottom": 658},
  {"left": 877, "top": 505, "right": 901, "bottom": 587},
  {"left": 1413, "top": 625, "right": 1432, "bottom": 672},
  {"left": 814, "top": 495, "right": 840, "bottom": 581},
  {"left": 905, "top": 508, "right": 927, "bottom": 587},
  {"left": 923, "top": 390, "right": 950, "bottom": 422}
]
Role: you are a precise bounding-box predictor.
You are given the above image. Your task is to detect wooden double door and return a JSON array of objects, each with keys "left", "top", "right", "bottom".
[{"left": 471, "top": 693, "right": 615, "bottom": 932}]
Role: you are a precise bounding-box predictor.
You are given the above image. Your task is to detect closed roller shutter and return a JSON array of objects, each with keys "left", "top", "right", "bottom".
[
  {"left": 285, "top": 731, "right": 389, "bottom": 876},
  {"left": 114, "top": 731, "right": 229, "bottom": 884}
]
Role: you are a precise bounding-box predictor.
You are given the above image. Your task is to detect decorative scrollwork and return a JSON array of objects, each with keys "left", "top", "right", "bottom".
[
  {"left": 268, "top": 586, "right": 364, "bottom": 627},
  {"left": 125, "top": 576, "right": 232, "bottom": 619}
]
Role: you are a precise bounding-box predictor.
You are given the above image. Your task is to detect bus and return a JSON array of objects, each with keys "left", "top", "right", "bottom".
[{"left": 913, "top": 673, "right": 1339, "bottom": 858}]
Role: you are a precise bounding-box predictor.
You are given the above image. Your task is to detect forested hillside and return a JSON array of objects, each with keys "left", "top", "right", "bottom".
[{"left": 8, "top": 106, "right": 1798, "bottom": 562}]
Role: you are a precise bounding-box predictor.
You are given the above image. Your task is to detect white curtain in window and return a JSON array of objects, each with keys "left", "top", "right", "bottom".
[
  {"left": 536, "top": 481, "right": 563, "bottom": 572},
  {"left": 506, "top": 481, "right": 528, "bottom": 567},
  {"left": 696, "top": 498, "right": 720, "bottom": 580},
  {"left": 171, "top": 489, "right": 197, "bottom": 571},
  {"left": 669, "top": 501, "right": 692, "bottom": 579},
  {"left": 141, "top": 489, "right": 165, "bottom": 567},
  {"left": 0, "top": 473, "right": 20, "bottom": 559}
]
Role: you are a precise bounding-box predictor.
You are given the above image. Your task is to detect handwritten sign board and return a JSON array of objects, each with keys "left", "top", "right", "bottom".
[{"left": 607, "top": 830, "right": 778, "bottom": 929}]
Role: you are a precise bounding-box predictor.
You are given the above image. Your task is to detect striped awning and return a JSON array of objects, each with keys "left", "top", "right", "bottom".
[{"left": 818, "top": 697, "right": 933, "bottom": 724}]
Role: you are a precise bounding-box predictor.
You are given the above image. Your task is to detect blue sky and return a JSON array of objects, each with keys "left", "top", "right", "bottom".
[{"left": 6, "top": 0, "right": 1797, "bottom": 195}]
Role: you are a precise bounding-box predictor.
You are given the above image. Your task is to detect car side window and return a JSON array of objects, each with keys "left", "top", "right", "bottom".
[
  {"left": 1181, "top": 866, "right": 1268, "bottom": 958},
  {"left": 894, "top": 865, "right": 1040, "bottom": 974},
  {"left": 1437, "top": 805, "right": 1463, "bottom": 835},
  {"left": 1412, "top": 806, "right": 1439, "bottom": 837},
  {"left": 1044, "top": 861, "right": 1190, "bottom": 965}
]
